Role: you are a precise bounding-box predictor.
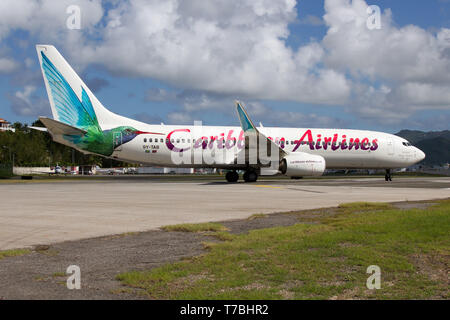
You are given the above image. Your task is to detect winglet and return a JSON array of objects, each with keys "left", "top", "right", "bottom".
[{"left": 235, "top": 100, "right": 256, "bottom": 133}]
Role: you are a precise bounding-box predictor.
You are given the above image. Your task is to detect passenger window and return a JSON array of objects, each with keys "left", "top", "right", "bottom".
[
  {"left": 144, "top": 138, "right": 147, "bottom": 143},
  {"left": 149, "top": 138, "right": 152, "bottom": 142},
  {"left": 171, "top": 139, "right": 174, "bottom": 143}
]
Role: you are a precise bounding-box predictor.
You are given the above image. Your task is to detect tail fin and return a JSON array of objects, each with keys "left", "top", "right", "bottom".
[{"left": 36, "top": 45, "right": 112, "bottom": 131}]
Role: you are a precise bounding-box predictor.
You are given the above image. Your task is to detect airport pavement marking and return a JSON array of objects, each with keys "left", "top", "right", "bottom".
[{"left": 254, "top": 185, "right": 282, "bottom": 189}]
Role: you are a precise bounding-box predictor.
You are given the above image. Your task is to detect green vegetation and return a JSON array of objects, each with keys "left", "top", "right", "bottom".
[
  {"left": 52, "top": 272, "right": 66, "bottom": 278},
  {"left": 162, "top": 222, "right": 228, "bottom": 233},
  {"left": 247, "top": 213, "right": 267, "bottom": 220},
  {"left": 0, "top": 248, "right": 31, "bottom": 260},
  {"left": 117, "top": 200, "right": 450, "bottom": 299},
  {"left": 0, "top": 121, "right": 132, "bottom": 170},
  {"left": 0, "top": 163, "right": 12, "bottom": 178},
  {"left": 337, "top": 202, "right": 393, "bottom": 211}
]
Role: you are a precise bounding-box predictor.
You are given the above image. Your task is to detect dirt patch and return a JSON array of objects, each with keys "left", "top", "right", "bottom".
[
  {"left": 409, "top": 253, "right": 449, "bottom": 298},
  {"left": 0, "top": 199, "right": 447, "bottom": 299},
  {"left": 391, "top": 201, "right": 437, "bottom": 210},
  {"left": 222, "top": 208, "right": 340, "bottom": 235},
  {"left": 222, "top": 213, "right": 301, "bottom": 235},
  {"left": 0, "top": 230, "right": 215, "bottom": 299}
]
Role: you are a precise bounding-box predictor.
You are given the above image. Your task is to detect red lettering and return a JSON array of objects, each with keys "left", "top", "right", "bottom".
[
  {"left": 237, "top": 130, "right": 245, "bottom": 149},
  {"left": 323, "top": 137, "right": 332, "bottom": 150},
  {"left": 166, "top": 129, "right": 190, "bottom": 152},
  {"left": 370, "top": 139, "right": 378, "bottom": 151},
  {"left": 293, "top": 130, "right": 314, "bottom": 152},
  {"left": 225, "top": 130, "right": 236, "bottom": 149},
  {"left": 316, "top": 134, "right": 322, "bottom": 150},
  {"left": 341, "top": 135, "right": 348, "bottom": 150},
  {"left": 349, "top": 138, "right": 360, "bottom": 150},
  {"left": 361, "top": 137, "right": 370, "bottom": 150},
  {"left": 331, "top": 134, "right": 339, "bottom": 151}
]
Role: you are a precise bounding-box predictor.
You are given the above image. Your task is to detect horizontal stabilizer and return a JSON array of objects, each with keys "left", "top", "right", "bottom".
[
  {"left": 29, "top": 126, "right": 48, "bottom": 132},
  {"left": 39, "top": 117, "right": 87, "bottom": 136}
]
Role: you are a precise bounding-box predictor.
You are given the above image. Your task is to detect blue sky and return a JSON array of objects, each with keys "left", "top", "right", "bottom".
[{"left": 0, "top": 0, "right": 449, "bottom": 133}]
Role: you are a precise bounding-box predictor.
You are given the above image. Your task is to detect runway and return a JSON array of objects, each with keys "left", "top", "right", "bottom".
[{"left": 0, "top": 176, "right": 449, "bottom": 250}]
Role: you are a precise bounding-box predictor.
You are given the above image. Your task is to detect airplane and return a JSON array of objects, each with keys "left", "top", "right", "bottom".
[{"left": 33, "top": 45, "right": 425, "bottom": 183}]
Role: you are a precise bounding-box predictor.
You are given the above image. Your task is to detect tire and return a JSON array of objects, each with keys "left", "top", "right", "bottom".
[
  {"left": 243, "top": 170, "right": 258, "bottom": 182},
  {"left": 225, "top": 171, "right": 239, "bottom": 183}
]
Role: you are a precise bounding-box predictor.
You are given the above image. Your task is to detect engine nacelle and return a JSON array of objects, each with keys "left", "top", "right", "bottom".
[{"left": 279, "top": 153, "right": 326, "bottom": 177}]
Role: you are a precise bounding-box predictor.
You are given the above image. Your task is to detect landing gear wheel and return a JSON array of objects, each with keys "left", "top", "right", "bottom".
[
  {"left": 225, "top": 171, "right": 239, "bottom": 183},
  {"left": 243, "top": 170, "right": 258, "bottom": 183},
  {"left": 385, "top": 169, "right": 392, "bottom": 182}
]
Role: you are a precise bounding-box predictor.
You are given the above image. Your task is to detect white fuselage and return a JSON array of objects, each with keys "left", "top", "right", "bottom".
[{"left": 108, "top": 122, "right": 425, "bottom": 170}]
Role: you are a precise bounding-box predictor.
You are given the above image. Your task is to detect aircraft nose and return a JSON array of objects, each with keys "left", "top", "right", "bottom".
[{"left": 415, "top": 148, "right": 425, "bottom": 161}]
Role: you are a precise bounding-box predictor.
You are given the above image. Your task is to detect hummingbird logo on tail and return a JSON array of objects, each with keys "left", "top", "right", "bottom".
[{"left": 40, "top": 51, "right": 160, "bottom": 156}]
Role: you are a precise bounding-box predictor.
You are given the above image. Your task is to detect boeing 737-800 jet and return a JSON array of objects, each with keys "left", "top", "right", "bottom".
[{"left": 34, "top": 45, "right": 425, "bottom": 182}]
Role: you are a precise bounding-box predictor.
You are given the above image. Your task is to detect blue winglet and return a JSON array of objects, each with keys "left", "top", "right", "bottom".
[{"left": 236, "top": 101, "right": 256, "bottom": 132}]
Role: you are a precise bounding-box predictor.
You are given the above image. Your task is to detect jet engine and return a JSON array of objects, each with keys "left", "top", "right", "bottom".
[{"left": 279, "top": 153, "right": 326, "bottom": 177}]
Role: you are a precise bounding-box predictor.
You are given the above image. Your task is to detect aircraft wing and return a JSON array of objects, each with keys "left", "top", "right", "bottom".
[{"left": 235, "top": 101, "right": 287, "bottom": 167}]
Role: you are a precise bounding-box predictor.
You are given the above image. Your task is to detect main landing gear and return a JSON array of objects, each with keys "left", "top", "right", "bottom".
[
  {"left": 243, "top": 170, "right": 258, "bottom": 183},
  {"left": 225, "top": 170, "right": 259, "bottom": 183},
  {"left": 225, "top": 171, "right": 239, "bottom": 183},
  {"left": 385, "top": 169, "right": 392, "bottom": 182}
]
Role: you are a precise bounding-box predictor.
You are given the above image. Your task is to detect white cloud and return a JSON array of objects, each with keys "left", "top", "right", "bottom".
[
  {"left": 299, "top": 15, "right": 324, "bottom": 26},
  {"left": 80, "top": 0, "right": 449, "bottom": 124},
  {"left": 322, "top": 0, "right": 450, "bottom": 121},
  {"left": 77, "top": 0, "right": 350, "bottom": 105},
  {"left": 8, "top": 85, "right": 50, "bottom": 117},
  {"left": 167, "top": 111, "right": 194, "bottom": 124},
  {"left": 0, "top": 0, "right": 103, "bottom": 50},
  {"left": 1, "top": 0, "right": 449, "bottom": 128},
  {"left": 0, "top": 57, "right": 18, "bottom": 73}
]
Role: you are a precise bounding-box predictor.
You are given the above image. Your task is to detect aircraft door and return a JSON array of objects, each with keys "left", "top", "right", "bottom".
[
  {"left": 387, "top": 139, "right": 394, "bottom": 156},
  {"left": 113, "top": 132, "right": 122, "bottom": 151}
]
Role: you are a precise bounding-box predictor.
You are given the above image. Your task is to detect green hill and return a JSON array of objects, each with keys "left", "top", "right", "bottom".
[
  {"left": 395, "top": 130, "right": 450, "bottom": 166},
  {"left": 396, "top": 130, "right": 450, "bottom": 144}
]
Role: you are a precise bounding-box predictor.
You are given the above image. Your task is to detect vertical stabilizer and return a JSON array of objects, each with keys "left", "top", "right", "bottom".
[{"left": 36, "top": 45, "right": 114, "bottom": 130}]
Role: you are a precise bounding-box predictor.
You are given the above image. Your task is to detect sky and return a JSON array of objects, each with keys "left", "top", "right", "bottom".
[{"left": 0, "top": 0, "right": 449, "bottom": 133}]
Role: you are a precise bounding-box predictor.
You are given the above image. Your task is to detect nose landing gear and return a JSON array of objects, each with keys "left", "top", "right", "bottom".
[{"left": 385, "top": 169, "right": 392, "bottom": 181}]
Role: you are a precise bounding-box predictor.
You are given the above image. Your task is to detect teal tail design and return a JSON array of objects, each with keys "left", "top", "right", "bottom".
[
  {"left": 41, "top": 51, "right": 100, "bottom": 132},
  {"left": 38, "top": 46, "right": 160, "bottom": 157}
]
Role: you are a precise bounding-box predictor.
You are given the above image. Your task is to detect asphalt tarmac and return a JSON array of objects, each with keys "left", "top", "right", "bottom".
[{"left": 0, "top": 176, "right": 449, "bottom": 250}]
